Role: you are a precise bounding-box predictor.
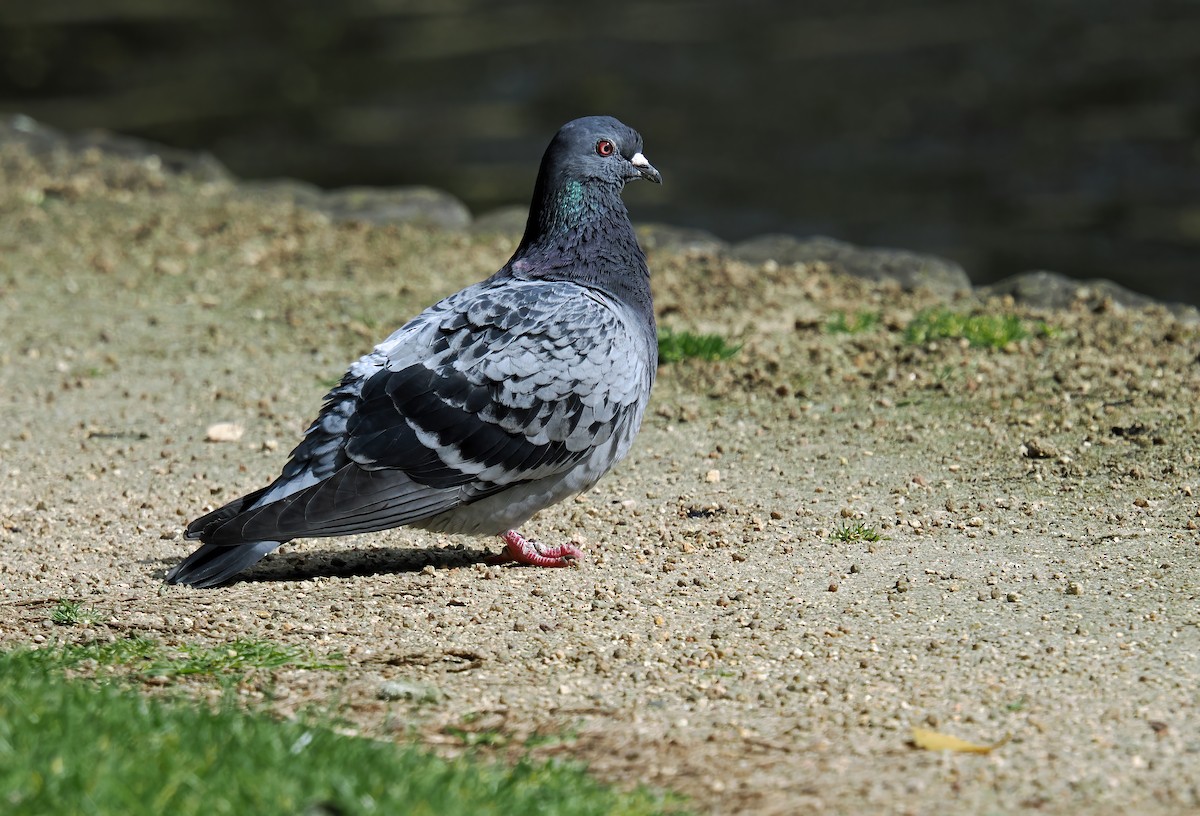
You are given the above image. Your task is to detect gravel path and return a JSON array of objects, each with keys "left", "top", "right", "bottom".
[{"left": 1, "top": 140, "right": 1198, "bottom": 815}]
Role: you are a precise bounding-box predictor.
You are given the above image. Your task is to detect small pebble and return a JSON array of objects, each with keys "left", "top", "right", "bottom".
[
  {"left": 377, "top": 679, "right": 442, "bottom": 703},
  {"left": 205, "top": 422, "right": 244, "bottom": 443},
  {"left": 1021, "top": 437, "right": 1059, "bottom": 459}
]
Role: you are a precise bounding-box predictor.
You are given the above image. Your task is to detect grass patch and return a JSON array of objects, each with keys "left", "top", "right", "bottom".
[
  {"left": 40, "top": 636, "right": 161, "bottom": 674},
  {"left": 658, "top": 328, "right": 741, "bottom": 364},
  {"left": 830, "top": 522, "right": 885, "bottom": 543},
  {"left": 904, "top": 307, "right": 1047, "bottom": 349},
  {"left": 144, "top": 638, "right": 346, "bottom": 679},
  {"left": 826, "top": 310, "right": 880, "bottom": 334},
  {"left": 0, "top": 648, "right": 683, "bottom": 815},
  {"left": 444, "top": 726, "right": 509, "bottom": 748},
  {"left": 50, "top": 599, "right": 105, "bottom": 627},
  {"left": 441, "top": 718, "right": 580, "bottom": 751},
  {"left": 28, "top": 635, "right": 343, "bottom": 682}
]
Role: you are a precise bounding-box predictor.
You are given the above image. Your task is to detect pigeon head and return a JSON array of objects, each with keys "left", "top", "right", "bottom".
[
  {"left": 542, "top": 115, "right": 662, "bottom": 188},
  {"left": 518, "top": 116, "right": 661, "bottom": 260}
]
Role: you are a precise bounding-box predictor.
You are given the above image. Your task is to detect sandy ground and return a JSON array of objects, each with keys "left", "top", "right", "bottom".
[{"left": 2, "top": 141, "right": 1199, "bottom": 815}]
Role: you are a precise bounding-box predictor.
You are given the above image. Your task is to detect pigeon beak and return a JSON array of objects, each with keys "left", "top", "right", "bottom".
[{"left": 630, "top": 152, "right": 662, "bottom": 184}]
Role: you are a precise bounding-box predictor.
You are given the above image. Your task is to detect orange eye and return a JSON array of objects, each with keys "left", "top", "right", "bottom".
[{"left": 596, "top": 139, "right": 615, "bottom": 157}]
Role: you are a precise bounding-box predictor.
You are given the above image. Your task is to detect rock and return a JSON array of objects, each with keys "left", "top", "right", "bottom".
[
  {"left": 1020, "top": 437, "right": 1059, "bottom": 459},
  {"left": 980, "top": 270, "right": 1149, "bottom": 310},
  {"left": 980, "top": 270, "right": 1200, "bottom": 322},
  {"left": 470, "top": 205, "right": 528, "bottom": 235},
  {"left": 238, "top": 178, "right": 325, "bottom": 210},
  {"left": 636, "top": 223, "right": 728, "bottom": 254},
  {"left": 205, "top": 422, "right": 245, "bottom": 443},
  {"left": 0, "top": 114, "right": 231, "bottom": 182},
  {"left": 377, "top": 679, "right": 443, "bottom": 703},
  {"left": 315, "top": 186, "right": 471, "bottom": 229},
  {"left": 730, "top": 234, "right": 971, "bottom": 297}
]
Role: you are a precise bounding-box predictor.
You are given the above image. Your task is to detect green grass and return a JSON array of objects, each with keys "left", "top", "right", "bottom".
[
  {"left": 826, "top": 310, "right": 880, "bottom": 334},
  {"left": 144, "top": 638, "right": 346, "bottom": 679},
  {"left": 830, "top": 522, "right": 885, "bottom": 543},
  {"left": 28, "top": 635, "right": 343, "bottom": 681},
  {"left": 51, "top": 599, "right": 105, "bottom": 627},
  {"left": 657, "top": 328, "right": 741, "bottom": 364},
  {"left": 0, "top": 648, "right": 683, "bottom": 816},
  {"left": 904, "top": 307, "right": 1048, "bottom": 349},
  {"left": 444, "top": 726, "right": 509, "bottom": 748}
]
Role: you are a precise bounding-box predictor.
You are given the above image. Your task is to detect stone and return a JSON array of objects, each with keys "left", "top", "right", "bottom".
[
  {"left": 636, "top": 223, "right": 728, "bottom": 254},
  {"left": 316, "top": 186, "right": 471, "bottom": 229},
  {"left": 470, "top": 205, "right": 529, "bottom": 235},
  {"left": 980, "top": 270, "right": 1200, "bottom": 322},
  {"left": 730, "top": 234, "right": 971, "bottom": 297}
]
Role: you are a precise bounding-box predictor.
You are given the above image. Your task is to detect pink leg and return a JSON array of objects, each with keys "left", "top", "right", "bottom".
[{"left": 484, "top": 530, "right": 582, "bottom": 567}]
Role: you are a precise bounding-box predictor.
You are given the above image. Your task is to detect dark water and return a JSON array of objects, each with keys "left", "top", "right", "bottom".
[{"left": 3, "top": 1, "right": 1199, "bottom": 304}]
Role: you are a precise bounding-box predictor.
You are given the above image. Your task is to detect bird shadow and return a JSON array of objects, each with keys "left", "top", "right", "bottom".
[{"left": 154, "top": 544, "right": 494, "bottom": 587}]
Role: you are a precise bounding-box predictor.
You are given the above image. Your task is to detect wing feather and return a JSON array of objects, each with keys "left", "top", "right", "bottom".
[{"left": 189, "top": 277, "right": 653, "bottom": 546}]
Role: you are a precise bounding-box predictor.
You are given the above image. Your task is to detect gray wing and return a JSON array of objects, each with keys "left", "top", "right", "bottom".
[{"left": 187, "top": 278, "right": 653, "bottom": 546}]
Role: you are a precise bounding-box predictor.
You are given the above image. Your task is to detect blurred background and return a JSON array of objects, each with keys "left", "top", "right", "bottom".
[{"left": 2, "top": 0, "right": 1198, "bottom": 304}]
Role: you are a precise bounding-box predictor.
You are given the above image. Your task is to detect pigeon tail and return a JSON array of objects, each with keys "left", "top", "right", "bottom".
[
  {"left": 164, "top": 540, "right": 280, "bottom": 588},
  {"left": 186, "top": 482, "right": 276, "bottom": 540}
]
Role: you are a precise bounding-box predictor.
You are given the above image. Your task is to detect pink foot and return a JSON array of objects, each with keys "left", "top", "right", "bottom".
[{"left": 485, "top": 530, "right": 582, "bottom": 567}]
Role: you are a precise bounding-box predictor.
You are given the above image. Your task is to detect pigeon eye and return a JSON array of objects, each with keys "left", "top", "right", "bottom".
[{"left": 596, "top": 139, "right": 615, "bottom": 157}]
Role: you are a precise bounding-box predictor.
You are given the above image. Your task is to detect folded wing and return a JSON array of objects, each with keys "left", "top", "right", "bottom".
[{"left": 186, "top": 278, "right": 652, "bottom": 548}]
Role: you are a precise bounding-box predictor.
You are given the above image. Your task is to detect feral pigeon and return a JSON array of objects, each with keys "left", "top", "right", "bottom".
[{"left": 166, "top": 116, "right": 662, "bottom": 588}]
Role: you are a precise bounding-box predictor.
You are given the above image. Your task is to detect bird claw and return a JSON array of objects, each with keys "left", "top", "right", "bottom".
[{"left": 486, "top": 530, "right": 582, "bottom": 567}]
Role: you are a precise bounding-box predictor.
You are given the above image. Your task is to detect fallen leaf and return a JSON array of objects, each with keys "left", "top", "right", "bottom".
[
  {"left": 205, "top": 422, "right": 245, "bottom": 443},
  {"left": 911, "top": 726, "right": 1010, "bottom": 754}
]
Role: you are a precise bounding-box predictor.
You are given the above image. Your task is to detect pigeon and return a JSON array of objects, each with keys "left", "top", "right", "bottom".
[{"left": 166, "top": 116, "right": 662, "bottom": 588}]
